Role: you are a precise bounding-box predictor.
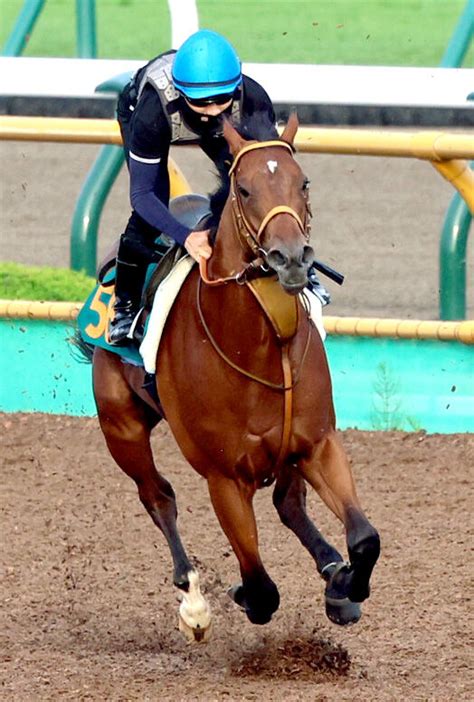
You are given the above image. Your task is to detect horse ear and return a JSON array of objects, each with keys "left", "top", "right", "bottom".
[
  {"left": 280, "top": 112, "right": 299, "bottom": 146},
  {"left": 223, "top": 118, "right": 247, "bottom": 156}
]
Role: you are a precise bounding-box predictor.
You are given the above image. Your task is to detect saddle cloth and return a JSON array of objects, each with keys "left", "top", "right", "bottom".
[{"left": 78, "top": 257, "right": 326, "bottom": 373}]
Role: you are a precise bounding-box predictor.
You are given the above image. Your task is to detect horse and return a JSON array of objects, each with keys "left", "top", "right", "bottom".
[{"left": 92, "top": 114, "right": 380, "bottom": 643}]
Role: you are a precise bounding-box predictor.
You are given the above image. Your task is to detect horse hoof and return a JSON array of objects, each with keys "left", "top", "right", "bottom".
[
  {"left": 325, "top": 594, "right": 361, "bottom": 626},
  {"left": 177, "top": 570, "right": 212, "bottom": 643},
  {"left": 323, "top": 561, "right": 361, "bottom": 625},
  {"left": 227, "top": 584, "right": 277, "bottom": 625},
  {"left": 178, "top": 612, "right": 212, "bottom": 643},
  {"left": 348, "top": 533, "right": 380, "bottom": 603}
]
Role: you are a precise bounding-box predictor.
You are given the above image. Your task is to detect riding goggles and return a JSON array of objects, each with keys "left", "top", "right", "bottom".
[{"left": 181, "top": 92, "right": 235, "bottom": 107}]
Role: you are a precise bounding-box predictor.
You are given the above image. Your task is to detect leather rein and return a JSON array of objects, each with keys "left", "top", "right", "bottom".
[
  {"left": 197, "top": 138, "right": 313, "bottom": 390},
  {"left": 196, "top": 139, "right": 315, "bottom": 472}
]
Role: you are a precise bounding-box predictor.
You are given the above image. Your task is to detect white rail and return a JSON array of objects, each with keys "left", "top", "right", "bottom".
[{"left": 0, "top": 57, "right": 473, "bottom": 109}]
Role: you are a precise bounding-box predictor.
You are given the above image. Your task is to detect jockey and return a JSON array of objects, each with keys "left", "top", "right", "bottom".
[{"left": 108, "top": 29, "right": 278, "bottom": 346}]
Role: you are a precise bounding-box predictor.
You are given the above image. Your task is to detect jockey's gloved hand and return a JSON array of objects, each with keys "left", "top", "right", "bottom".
[{"left": 185, "top": 229, "right": 212, "bottom": 262}]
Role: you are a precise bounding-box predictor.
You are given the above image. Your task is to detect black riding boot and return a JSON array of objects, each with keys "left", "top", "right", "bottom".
[{"left": 108, "top": 258, "right": 147, "bottom": 346}]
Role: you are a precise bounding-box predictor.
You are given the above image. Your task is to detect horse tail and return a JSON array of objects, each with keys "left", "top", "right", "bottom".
[{"left": 68, "top": 325, "right": 94, "bottom": 364}]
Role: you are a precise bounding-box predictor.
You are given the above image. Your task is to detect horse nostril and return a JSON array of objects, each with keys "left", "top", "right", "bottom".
[
  {"left": 302, "top": 245, "right": 315, "bottom": 265},
  {"left": 266, "top": 249, "right": 288, "bottom": 270}
]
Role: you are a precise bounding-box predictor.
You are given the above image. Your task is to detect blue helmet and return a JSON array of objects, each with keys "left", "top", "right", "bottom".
[{"left": 172, "top": 29, "right": 242, "bottom": 99}]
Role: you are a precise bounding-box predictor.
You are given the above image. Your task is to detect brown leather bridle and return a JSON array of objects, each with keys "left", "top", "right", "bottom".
[
  {"left": 199, "top": 139, "right": 312, "bottom": 285},
  {"left": 228, "top": 140, "right": 311, "bottom": 259}
]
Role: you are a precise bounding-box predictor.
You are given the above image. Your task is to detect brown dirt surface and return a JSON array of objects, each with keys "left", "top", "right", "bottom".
[{"left": 1, "top": 413, "right": 473, "bottom": 701}]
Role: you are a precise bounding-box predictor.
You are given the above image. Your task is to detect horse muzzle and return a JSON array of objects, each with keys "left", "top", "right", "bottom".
[{"left": 265, "top": 245, "right": 315, "bottom": 295}]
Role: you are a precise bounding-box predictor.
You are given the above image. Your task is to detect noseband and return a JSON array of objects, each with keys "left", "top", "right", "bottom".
[{"left": 228, "top": 140, "right": 311, "bottom": 260}]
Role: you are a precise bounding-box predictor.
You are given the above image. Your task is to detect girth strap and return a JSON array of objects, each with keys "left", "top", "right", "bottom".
[{"left": 274, "top": 344, "right": 294, "bottom": 472}]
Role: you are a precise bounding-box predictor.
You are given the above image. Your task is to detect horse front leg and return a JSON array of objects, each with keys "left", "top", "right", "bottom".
[
  {"left": 299, "top": 430, "right": 380, "bottom": 626},
  {"left": 93, "top": 350, "right": 211, "bottom": 642},
  {"left": 207, "top": 471, "right": 280, "bottom": 625},
  {"left": 273, "top": 467, "right": 344, "bottom": 573}
]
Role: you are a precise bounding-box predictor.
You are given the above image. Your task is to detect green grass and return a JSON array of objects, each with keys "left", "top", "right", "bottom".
[
  {"left": 1, "top": 0, "right": 472, "bottom": 66},
  {"left": 0, "top": 262, "right": 94, "bottom": 302}
]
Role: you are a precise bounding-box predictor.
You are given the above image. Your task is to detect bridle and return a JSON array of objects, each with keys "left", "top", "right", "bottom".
[
  {"left": 199, "top": 139, "right": 312, "bottom": 285},
  {"left": 229, "top": 140, "right": 311, "bottom": 256}
]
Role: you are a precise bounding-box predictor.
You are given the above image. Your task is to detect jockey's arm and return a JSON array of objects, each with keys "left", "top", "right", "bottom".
[
  {"left": 128, "top": 94, "right": 212, "bottom": 258},
  {"left": 129, "top": 156, "right": 191, "bottom": 245},
  {"left": 129, "top": 158, "right": 211, "bottom": 261}
]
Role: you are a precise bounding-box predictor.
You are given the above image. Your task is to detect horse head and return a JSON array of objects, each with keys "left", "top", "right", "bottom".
[{"left": 222, "top": 113, "right": 315, "bottom": 294}]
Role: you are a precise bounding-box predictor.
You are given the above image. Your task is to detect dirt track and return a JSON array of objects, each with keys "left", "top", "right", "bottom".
[{"left": 1, "top": 414, "right": 473, "bottom": 701}]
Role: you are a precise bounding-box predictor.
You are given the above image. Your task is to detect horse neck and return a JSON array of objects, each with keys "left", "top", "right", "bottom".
[{"left": 206, "top": 199, "right": 252, "bottom": 280}]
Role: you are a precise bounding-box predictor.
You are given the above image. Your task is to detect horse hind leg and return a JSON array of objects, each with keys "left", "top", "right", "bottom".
[
  {"left": 207, "top": 471, "right": 280, "bottom": 625},
  {"left": 299, "top": 430, "right": 380, "bottom": 626},
  {"left": 93, "top": 349, "right": 211, "bottom": 642}
]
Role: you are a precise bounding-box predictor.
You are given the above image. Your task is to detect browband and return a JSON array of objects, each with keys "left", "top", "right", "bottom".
[{"left": 228, "top": 140, "right": 294, "bottom": 176}]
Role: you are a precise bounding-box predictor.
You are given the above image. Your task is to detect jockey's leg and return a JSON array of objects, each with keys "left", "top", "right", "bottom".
[
  {"left": 108, "top": 255, "right": 147, "bottom": 346},
  {"left": 207, "top": 471, "right": 280, "bottom": 624},
  {"left": 108, "top": 216, "right": 161, "bottom": 346}
]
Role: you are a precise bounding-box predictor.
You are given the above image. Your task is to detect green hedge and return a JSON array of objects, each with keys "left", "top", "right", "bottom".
[{"left": 0, "top": 262, "right": 94, "bottom": 302}]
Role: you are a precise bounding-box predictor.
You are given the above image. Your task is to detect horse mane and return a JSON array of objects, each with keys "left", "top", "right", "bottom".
[{"left": 206, "top": 113, "right": 280, "bottom": 240}]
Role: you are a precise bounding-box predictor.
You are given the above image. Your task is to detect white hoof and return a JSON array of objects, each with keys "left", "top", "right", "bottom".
[{"left": 178, "top": 570, "right": 212, "bottom": 643}]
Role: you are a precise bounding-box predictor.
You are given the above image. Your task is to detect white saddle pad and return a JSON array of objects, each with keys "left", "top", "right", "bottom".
[
  {"left": 139, "top": 261, "right": 326, "bottom": 374},
  {"left": 139, "top": 255, "right": 195, "bottom": 373},
  {"left": 305, "top": 289, "right": 327, "bottom": 342}
]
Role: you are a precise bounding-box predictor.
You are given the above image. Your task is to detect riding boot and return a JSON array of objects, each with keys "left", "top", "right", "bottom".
[
  {"left": 108, "top": 258, "right": 147, "bottom": 346},
  {"left": 307, "top": 266, "right": 331, "bottom": 306}
]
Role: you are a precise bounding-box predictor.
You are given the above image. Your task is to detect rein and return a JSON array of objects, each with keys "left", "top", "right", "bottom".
[
  {"left": 196, "top": 137, "right": 314, "bottom": 472},
  {"left": 196, "top": 276, "right": 312, "bottom": 391}
]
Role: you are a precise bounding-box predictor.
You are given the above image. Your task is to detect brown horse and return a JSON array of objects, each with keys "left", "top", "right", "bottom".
[{"left": 92, "top": 114, "right": 380, "bottom": 642}]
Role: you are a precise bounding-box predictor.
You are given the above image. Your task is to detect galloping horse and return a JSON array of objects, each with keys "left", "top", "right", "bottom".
[{"left": 92, "top": 114, "right": 380, "bottom": 642}]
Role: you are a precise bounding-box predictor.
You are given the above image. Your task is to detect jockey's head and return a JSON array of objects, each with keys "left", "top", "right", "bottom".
[{"left": 172, "top": 30, "right": 242, "bottom": 116}]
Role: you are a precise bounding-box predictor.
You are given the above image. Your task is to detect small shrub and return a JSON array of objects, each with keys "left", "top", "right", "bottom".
[{"left": 0, "top": 262, "right": 94, "bottom": 302}]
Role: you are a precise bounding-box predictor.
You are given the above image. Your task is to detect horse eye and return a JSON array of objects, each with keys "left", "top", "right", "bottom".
[
  {"left": 302, "top": 178, "right": 311, "bottom": 192},
  {"left": 238, "top": 184, "right": 250, "bottom": 198}
]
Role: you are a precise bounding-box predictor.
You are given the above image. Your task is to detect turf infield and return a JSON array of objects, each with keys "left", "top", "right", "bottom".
[{"left": 1, "top": 0, "right": 472, "bottom": 66}]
